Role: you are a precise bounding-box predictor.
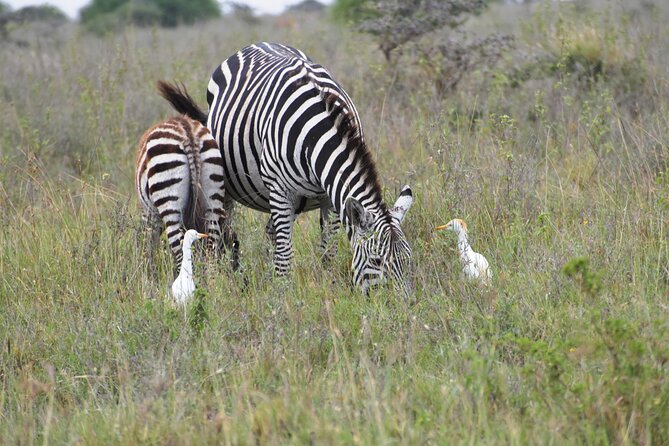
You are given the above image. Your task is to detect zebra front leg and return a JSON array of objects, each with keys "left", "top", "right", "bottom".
[
  {"left": 319, "top": 202, "right": 340, "bottom": 266},
  {"left": 262, "top": 217, "right": 277, "bottom": 260},
  {"left": 165, "top": 218, "right": 184, "bottom": 279},
  {"left": 269, "top": 189, "right": 296, "bottom": 276}
]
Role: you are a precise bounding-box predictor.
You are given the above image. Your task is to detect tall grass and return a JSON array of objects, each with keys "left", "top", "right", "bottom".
[{"left": 1, "top": 2, "right": 668, "bottom": 444}]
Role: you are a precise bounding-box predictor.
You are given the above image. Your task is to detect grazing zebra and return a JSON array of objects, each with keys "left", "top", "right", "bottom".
[
  {"left": 158, "top": 42, "right": 414, "bottom": 295},
  {"left": 135, "top": 114, "right": 236, "bottom": 274}
]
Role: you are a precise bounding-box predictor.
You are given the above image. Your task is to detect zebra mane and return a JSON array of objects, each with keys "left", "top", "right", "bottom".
[{"left": 320, "top": 90, "right": 388, "bottom": 217}]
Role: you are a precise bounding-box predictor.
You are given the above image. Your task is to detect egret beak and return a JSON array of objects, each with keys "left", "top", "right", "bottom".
[
  {"left": 197, "top": 233, "right": 208, "bottom": 239},
  {"left": 435, "top": 224, "right": 448, "bottom": 231}
]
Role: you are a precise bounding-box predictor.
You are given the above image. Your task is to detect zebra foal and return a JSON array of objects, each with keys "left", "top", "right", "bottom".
[
  {"left": 135, "top": 112, "right": 236, "bottom": 274},
  {"left": 159, "top": 42, "right": 414, "bottom": 296}
]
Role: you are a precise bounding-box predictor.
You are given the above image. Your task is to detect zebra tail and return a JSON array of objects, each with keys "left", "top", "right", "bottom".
[
  {"left": 157, "top": 80, "right": 207, "bottom": 125},
  {"left": 183, "top": 184, "right": 208, "bottom": 235},
  {"left": 182, "top": 141, "right": 207, "bottom": 234}
]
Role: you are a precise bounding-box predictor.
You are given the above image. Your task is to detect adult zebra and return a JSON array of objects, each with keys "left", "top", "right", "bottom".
[{"left": 159, "top": 42, "right": 414, "bottom": 296}]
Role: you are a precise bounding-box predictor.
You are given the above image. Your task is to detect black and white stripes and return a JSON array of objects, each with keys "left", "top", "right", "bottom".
[
  {"left": 159, "top": 42, "right": 414, "bottom": 295},
  {"left": 135, "top": 115, "right": 227, "bottom": 273}
]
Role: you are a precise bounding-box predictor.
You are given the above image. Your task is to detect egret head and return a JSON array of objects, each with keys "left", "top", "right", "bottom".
[
  {"left": 183, "top": 229, "right": 208, "bottom": 246},
  {"left": 435, "top": 218, "right": 468, "bottom": 236}
]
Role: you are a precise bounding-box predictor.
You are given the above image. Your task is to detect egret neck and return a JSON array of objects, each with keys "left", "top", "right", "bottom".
[{"left": 456, "top": 232, "right": 474, "bottom": 264}]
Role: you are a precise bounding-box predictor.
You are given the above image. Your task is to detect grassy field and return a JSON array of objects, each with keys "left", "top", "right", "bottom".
[{"left": 1, "top": 1, "right": 668, "bottom": 444}]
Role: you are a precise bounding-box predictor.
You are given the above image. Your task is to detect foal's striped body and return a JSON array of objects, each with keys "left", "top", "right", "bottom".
[{"left": 136, "top": 115, "right": 227, "bottom": 272}]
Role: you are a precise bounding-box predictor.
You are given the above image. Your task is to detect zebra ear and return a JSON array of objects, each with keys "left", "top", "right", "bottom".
[
  {"left": 345, "top": 197, "right": 373, "bottom": 231},
  {"left": 389, "top": 185, "right": 413, "bottom": 223}
]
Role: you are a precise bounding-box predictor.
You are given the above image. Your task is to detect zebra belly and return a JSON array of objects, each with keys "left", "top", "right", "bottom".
[
  {"left": 218, "top": 133, "right": 270, "bottom": 212},
  {"left": 220, "top": 139, "right": 327, "bottom": 214},
  {"left": 222, "top": 163, "right": 327, "bottom": 215},
  {"left": 293, "top": 195, "right": 326, "bottom": 214}
]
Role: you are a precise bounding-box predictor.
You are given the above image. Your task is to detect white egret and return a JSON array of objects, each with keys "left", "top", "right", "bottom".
[
  {"left": 171, "top": 229, "right": 208, "bottom": 304},
  {"left": 435, "top": 219, "right": 492, "bottom": 285}
]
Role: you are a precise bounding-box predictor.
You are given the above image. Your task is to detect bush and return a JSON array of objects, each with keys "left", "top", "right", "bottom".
[
  {"left": 417, "top": 32, "right": 514, "bottom": 93},
  {"left": 357, "top": 0, "right": 487, "bottom": 62},
  {"left": 345, "top": 0, "right": 510, "bottom": 95},
  {"left": 0, "top": 4, "right": 67, "bottom": 24}
]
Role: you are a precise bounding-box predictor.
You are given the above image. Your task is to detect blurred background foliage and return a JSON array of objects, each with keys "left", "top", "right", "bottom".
[{"left": 79, "top": 0, "right": 222, "bottom": 33}]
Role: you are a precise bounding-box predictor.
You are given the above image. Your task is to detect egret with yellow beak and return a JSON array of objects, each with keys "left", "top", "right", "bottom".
[
  {"left": 435, "top": 219, "right": 492, "bottom": 285},
  {"left": 171, "top": 229, "right": 208, "bottom": 304}
]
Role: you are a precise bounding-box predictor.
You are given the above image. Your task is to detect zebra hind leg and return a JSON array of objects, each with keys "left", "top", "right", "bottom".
[
  {"left": 201, "top": 210, "right": 222, "bottom": 287},
  {"left": 219, "top": 216, "right": 240, "bottom": 272},
  {"left": 141, "top": 208, "right": 163, "bottom": 277},
  {"left": 219, "top": 193, "right": 240, "bottom": 271},
  {"left": 165, "top": 218, "right": 184, "bottom": 279}
]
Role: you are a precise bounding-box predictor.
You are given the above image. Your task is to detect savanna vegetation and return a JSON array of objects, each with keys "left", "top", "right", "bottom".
[{"left": 1, "top": 0, "right": 668, "bottom": 443}]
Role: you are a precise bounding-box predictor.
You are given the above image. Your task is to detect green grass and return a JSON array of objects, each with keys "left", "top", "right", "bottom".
[{"left": 1, "top": 2, "right": 669, "bottom": 444}]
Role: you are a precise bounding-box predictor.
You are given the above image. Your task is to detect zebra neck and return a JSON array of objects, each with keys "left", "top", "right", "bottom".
[{"left": 309, "top": 123, "right": 387, "bottom": 238}]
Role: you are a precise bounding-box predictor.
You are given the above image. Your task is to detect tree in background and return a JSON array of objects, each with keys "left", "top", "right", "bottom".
[
  {"left": 80, "top": 0, "right": 220, "bottom": 33},
  {"left": 357, "top": 0, "right": 487, "bottom": 62},
  {"left": 222, "top": 2, "right": 260, "bottom": 25},
  {"left": 287, "top": 0, "right": 327, "bottom": 14},
  {"left": 0, "top": 4, "right": 67, "bottom": 22},
  {"left": 331, "top": 0, "right": 373, "bottom": 23},
  {"left": 332, "top": 0, "right": 512, "bottom": 94},
  {"left": 0, "top": 4, "right": 68, "bottom": 40}
]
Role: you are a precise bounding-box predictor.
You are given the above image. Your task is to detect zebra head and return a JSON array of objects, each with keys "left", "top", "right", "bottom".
[{"left": 345, "top": 186, "right": 414, "bottom": 297}]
